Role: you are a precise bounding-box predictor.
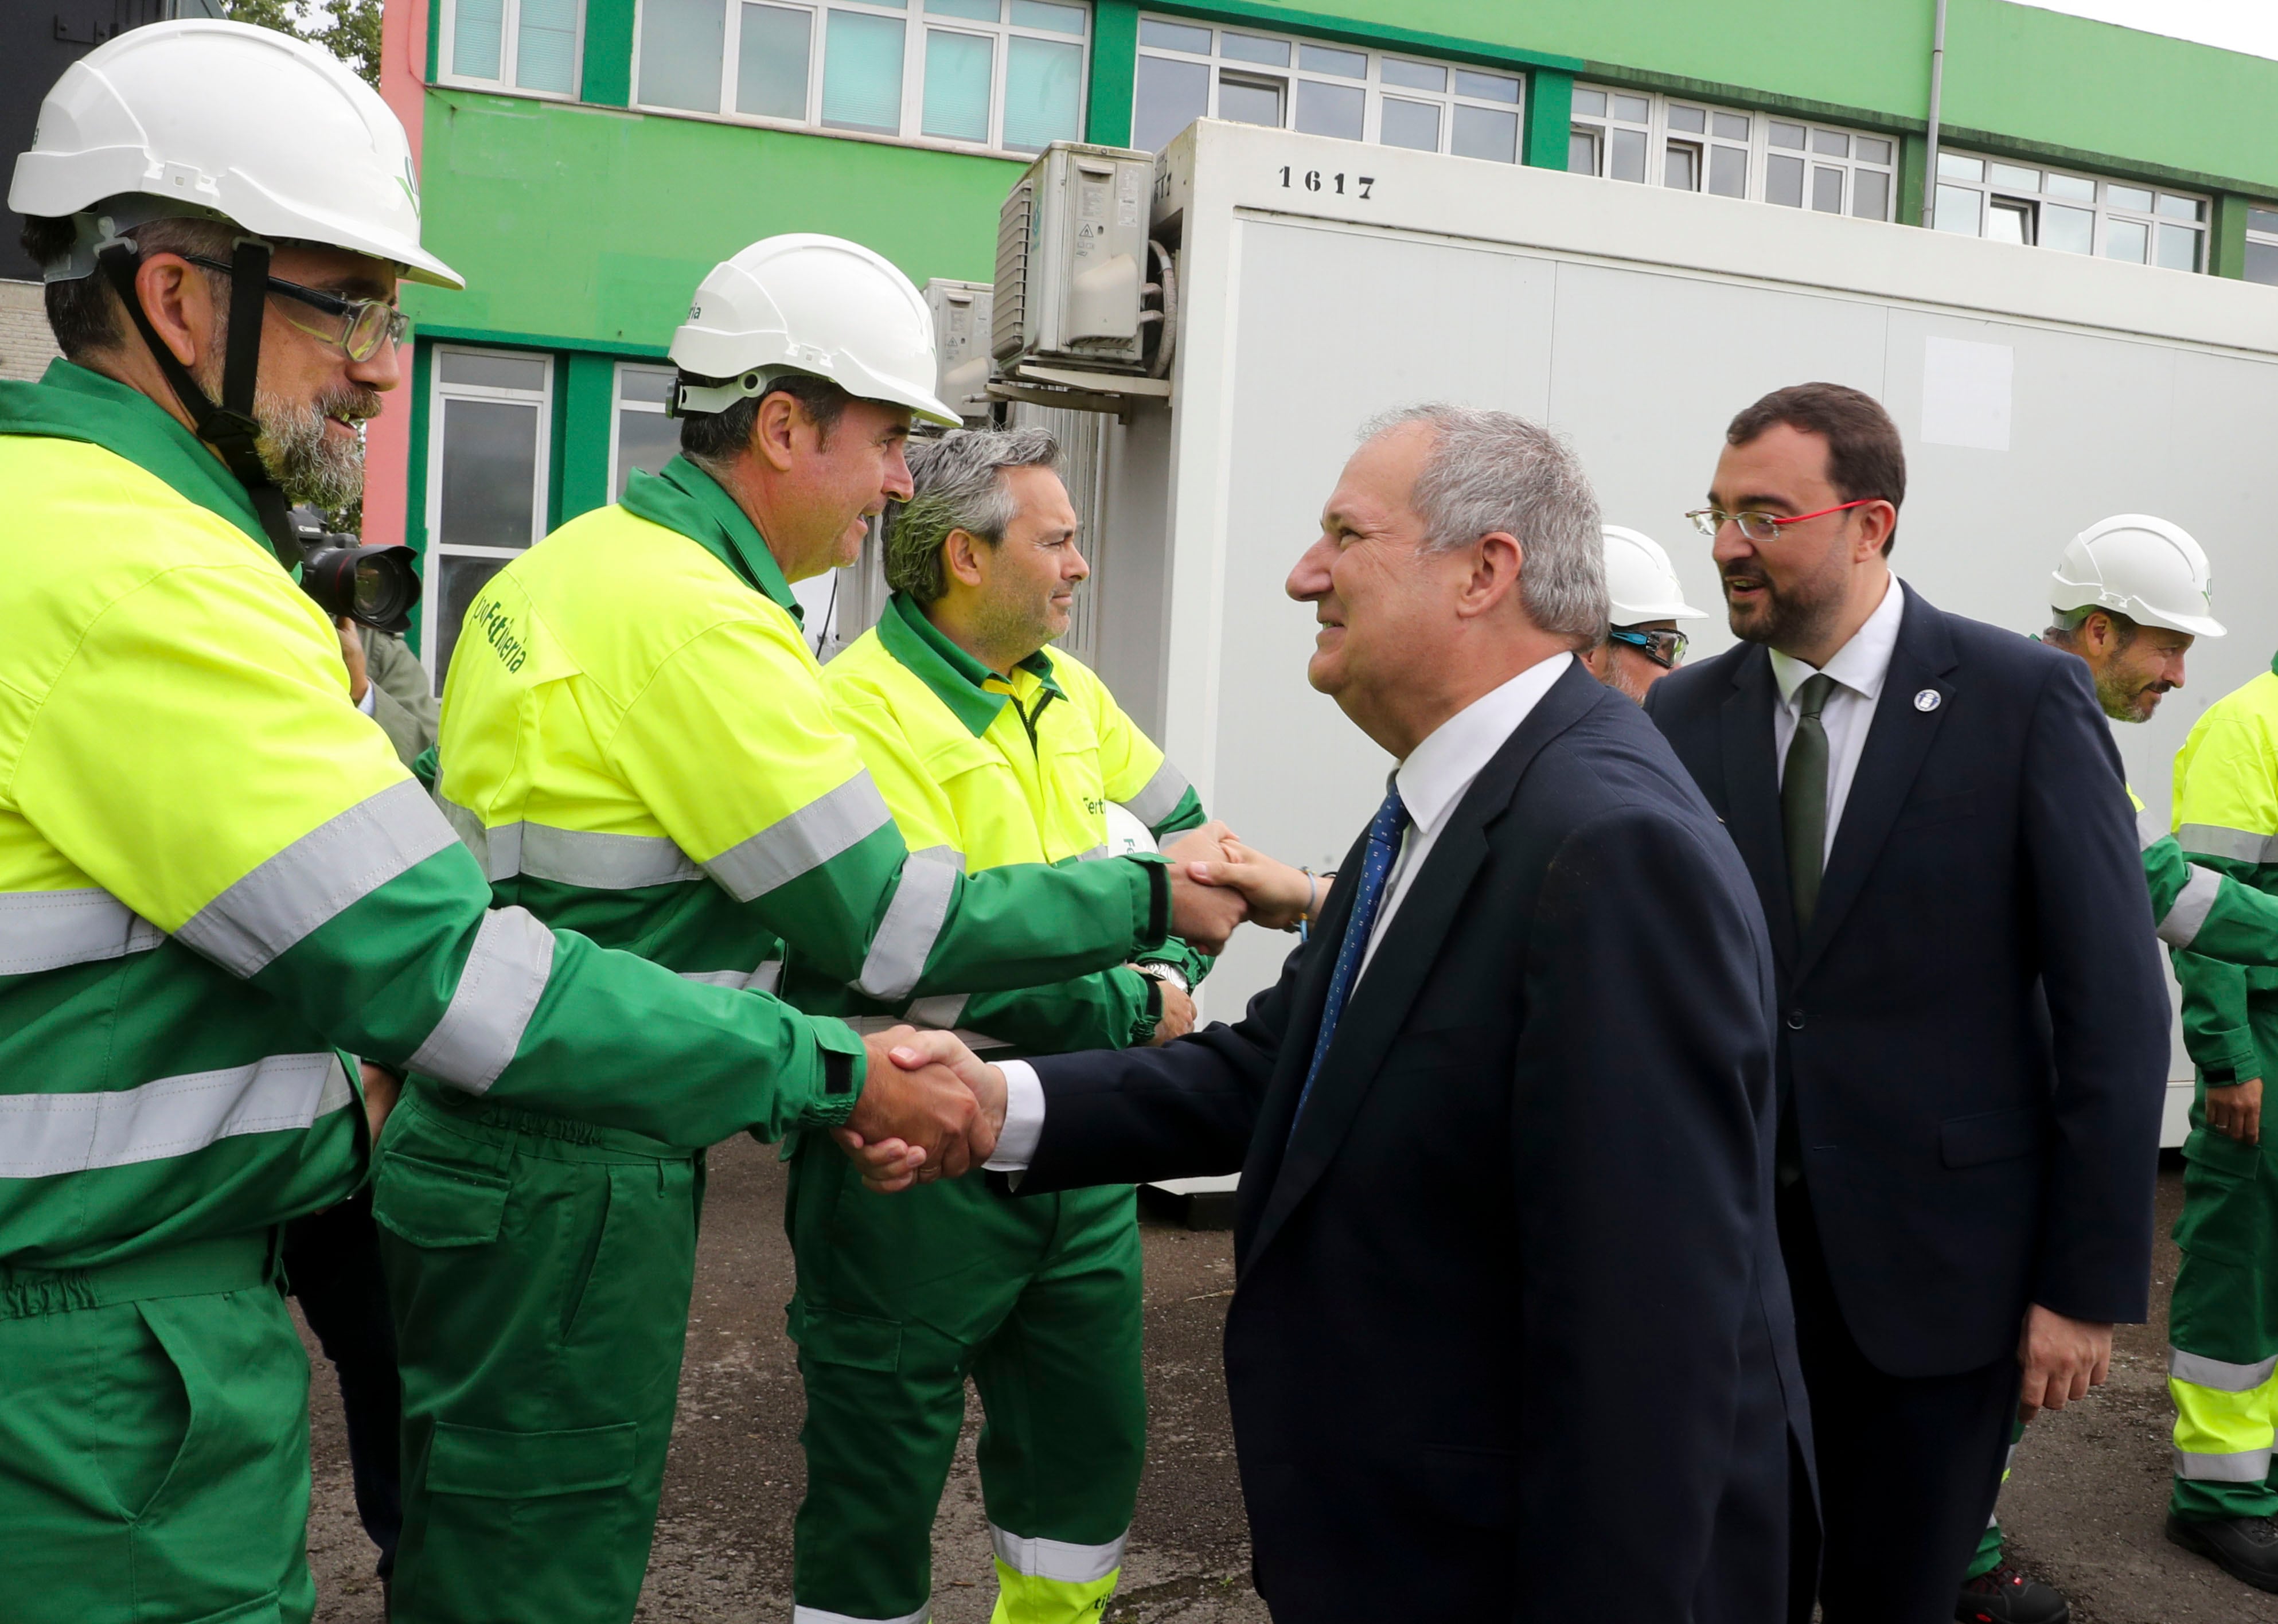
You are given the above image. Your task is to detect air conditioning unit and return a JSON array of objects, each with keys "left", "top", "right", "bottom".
[
  {"left": 923, "top": 278, "right": 994, "bottom": 421},
  {"left": 992, "top": 142, "right": 1152, "bottom": 377}
]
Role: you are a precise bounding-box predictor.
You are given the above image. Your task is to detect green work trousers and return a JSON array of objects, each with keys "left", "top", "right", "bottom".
[
  {"left": 786, "top": 1137, "right": 1146, "bottom": 1624},
  {"left": 0, "top": 1232, "right": 315, "bottom": 1624},
  {"left": 374, "top": 1084, "right": 704, "bottom": 1624},
  {"left": 2169, "top": 1094, "right": 2278, "bottom": 1522}
]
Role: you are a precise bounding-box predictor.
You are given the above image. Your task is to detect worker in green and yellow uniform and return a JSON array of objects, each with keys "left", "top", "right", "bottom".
[
  {"left": 0, "top": 24, "right": 990, "bottom": 1624},
  {"left": 783, "top": 426, "right": 1220, "bottom": 1624},
  {"left": 395, "top": 238, "right": 1247, "bottom": 1624}
]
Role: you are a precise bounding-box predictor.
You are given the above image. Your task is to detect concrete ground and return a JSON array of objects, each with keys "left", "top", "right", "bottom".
[{"left": 302, "top": 1146, "right": 2272, "bottom": 1623}]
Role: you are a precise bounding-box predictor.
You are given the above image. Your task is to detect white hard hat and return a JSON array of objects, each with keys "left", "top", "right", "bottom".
[
  {"left": 2051, "top": 514, "right": 2225, "bottom": 639},
  {"left": 670, "top": 234, "right": 959, "bottom": 426},
  {"left": 1101, "top": 803, "right": 1158, "bottom": 857},
  {"left": 8, "top": 18, "right": 460, "bottom": 288},
  {"left": 1602, "top": 525, "right": 1707, "bottom": 624}
]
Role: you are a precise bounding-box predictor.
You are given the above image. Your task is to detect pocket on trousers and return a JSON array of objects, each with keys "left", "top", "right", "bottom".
[
  {"left": 181, "top": 1594, "right": 283, "bottom": 1624},
  {"left": 426, "top": 1419, "right": 638, "bottom": 1498},
  {"left": 372, "top": 1152, "right": 509, "bottom": 1250},
  {"left": 1939, "top": 1105, "right": 2044, "bottom": 1169},
  {"left": 789, "top": 1303, "right": 903, "bottom": 1373},
  {"left": 2176, "top": 1134, "right": 2268, "bottom": 1267}
]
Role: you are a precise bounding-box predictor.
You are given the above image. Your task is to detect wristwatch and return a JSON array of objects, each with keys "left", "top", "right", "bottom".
[{"left": 1133, "top": 961, "right": 1189, "bottom": 994}]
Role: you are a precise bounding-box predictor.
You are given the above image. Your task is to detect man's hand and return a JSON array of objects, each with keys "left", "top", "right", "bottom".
[
  {"left": 2016, "top": 1303, "right": 2113, "bottom": 1422},
  {"left": 835, "top": 1028, "right": 998, "bottom": 1193},
  {"left": 336, "top": 616, "right": 370, "bottom": 705},
  {"left": 1163, "top": 822, "right": 1248, "bottom": 952},
  {"left": 2209, "top": 1078, "right": 2263, "bottom": 1145},
  {"left": 1150, "top": 975, "right": 1195, "bottom": 1044},
  {"left": 360, "top": 1061, "right": 400, "bottom": 1143},
  {"left": 1185, "top": 839, "right": 1332, "bottom": 932}
]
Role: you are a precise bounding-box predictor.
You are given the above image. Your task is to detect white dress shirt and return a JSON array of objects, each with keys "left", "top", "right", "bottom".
[
  {"left": 1768, "top": 573, "right": 1903, "bottom": 866},
  {"left": 986, "top": 651, "right": 1574, "bottom": 1172}
]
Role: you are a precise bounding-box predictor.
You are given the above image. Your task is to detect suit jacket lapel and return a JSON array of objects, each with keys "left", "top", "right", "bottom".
[
  {"left": 1795, "top": 584, "right": 1958, "bottom": 980},
  {"left": 1719, "top": 644, "right": 1799, "bottom": 973},
  {"left": 1246, "top": 662, "right": 1602, "bottom": 1267}
]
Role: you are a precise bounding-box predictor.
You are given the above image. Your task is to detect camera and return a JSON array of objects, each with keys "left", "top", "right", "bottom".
[{"left": 289, "top": 506, "right": 420, "bottom": 634}]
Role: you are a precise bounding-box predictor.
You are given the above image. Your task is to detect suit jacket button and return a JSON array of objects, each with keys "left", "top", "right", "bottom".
[{"left": 1785, "top": 1009, "right": 1805, "bottom": 1031}]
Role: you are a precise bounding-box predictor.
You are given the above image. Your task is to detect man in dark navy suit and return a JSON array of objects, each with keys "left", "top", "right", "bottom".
[
  {"left": 848, "top": 404, "right": 1809, "bottom": 1620},
  {"left": 1644, "top": 384, "right": 2171, "bottom": 1624}
]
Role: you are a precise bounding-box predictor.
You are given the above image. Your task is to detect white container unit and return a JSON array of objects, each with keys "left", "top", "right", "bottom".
[{"left": 1079, "top": 118, "right": 2278, "bottom": 1147}]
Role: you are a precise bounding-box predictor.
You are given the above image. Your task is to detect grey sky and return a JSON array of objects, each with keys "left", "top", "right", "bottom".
[{"left": 2007, "top": 0, "right": 2278, "bottom": 60}]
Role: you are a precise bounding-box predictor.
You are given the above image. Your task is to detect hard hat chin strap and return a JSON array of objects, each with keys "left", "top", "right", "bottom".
[{"left": 96, "top": 236, "right": 303, "bottom": 574}]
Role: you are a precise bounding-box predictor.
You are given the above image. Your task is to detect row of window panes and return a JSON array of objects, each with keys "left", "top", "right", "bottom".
[
  {"left": 2246, "top": 206, "right": 2278, "bottom": 287},
  {"left": 447, "top": 0, "right": 586, "bottom": 94},
  {"left": 1932, "top": 153, "right": 2204, "bottom": 271},
  {"left": 1567, "top": 85, "right": 1896, "bottom": 221},
  {"left": 1132, "top": 15, "right": 1524, "bottom": 162},
  {"left": 633, "top": 0, "right": 1086, "bottom": 152}
]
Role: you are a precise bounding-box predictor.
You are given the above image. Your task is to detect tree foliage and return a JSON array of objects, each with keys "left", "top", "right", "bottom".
[{"left": 221, "top": 0, "right": 384, "bottom": 88}]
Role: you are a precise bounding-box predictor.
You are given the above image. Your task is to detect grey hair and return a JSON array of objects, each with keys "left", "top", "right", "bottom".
[
  {"left": 1359, "top": 403, "right": 1607, "bottom": 646},
  {"left": 883, "top": 427, "right": 1063, "bottom": 604},
  {"left": 2045, "top": 604, "right": 2137, "bottom": 650}
]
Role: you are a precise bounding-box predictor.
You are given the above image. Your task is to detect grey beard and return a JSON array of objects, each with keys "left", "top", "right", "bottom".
[{"left": 253, "top": 388, "right": 371, "bottom": 512}]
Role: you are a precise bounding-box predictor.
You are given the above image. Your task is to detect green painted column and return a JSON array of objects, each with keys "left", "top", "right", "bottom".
[
  {"left": 404, "top": 340, "right": 435, "bottom": 654},
  {"left": 1523, "top": 68, "right": 1571, "bottom": 170},
  {"left": 1087, "top": 0, "right": 1139, "bottom": 149},
  {"left": 557, "top": 352, "right": 620, "bottom": 528},
  {"left": 1898, "top": 133, "right": 1929, "bottom": 229},
  {"left": 582, "top": 0, "right": 637, "bottom": 107},
  {"left": 2210, "top": 194, "right": 2252, "bottom": 279}
]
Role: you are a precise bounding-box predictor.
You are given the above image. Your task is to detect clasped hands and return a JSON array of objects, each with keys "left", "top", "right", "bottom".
[{"left": 834, "top": 1027, "right": 1009, "bottom": 1193}]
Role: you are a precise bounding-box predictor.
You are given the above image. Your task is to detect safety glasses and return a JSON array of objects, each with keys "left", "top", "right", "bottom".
[
  {"left": 1608, "top": 626, "right": 1688, "bottom": 669},
  {"left": 182, "top": 255, "right": 408, "bottom": 362},
  {"left": 1684, "top": 498, "right": 1878, "bottom": 544}
]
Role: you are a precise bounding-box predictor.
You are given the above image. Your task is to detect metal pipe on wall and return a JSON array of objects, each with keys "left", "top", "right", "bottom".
[{"left": 1921, "top": 0, "right": 1948, "bottom": 225}]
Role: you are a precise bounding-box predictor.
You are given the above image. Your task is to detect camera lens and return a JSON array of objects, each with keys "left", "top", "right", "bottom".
[{"left": 352, "top": 555, "right": 418, "bottom": 626}]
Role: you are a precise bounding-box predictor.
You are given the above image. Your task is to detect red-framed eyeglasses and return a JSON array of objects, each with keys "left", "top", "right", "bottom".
[{"left": 1684, "top": 499, "right": 1879, "bottom": 544}]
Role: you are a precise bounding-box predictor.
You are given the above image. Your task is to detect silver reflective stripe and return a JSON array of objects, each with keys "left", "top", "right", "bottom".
[
  {"left": 990, "top": 1523, "right": 1128, "bottom": 1583},
  {"left": 2175, "top": 1445, "right": 2275, "bottom": 1482},
  {"left": 438, "top": 797, "right": 699, "bottom": 890},
  {"left": 1075, "top": 844, "right": 1110, "bottom": 861},
  {"left": 2137, "top": 807, "right": 2168, "bottom": 852},
  {"left": 2158, "top": 865, "right": 2225, "bottom": 950},
  {"left": 0, "top": 888, "right": 164, "bottom": 976},
  {"left": 905, "top": 994, "right": 968, "bottom": 1028},
  {"left": 1119, "top": 760, "right": 1191, "bottom": 829},
  {"left": 857, "top": 846, "right": 958, "bottom": 1002},
  {"left": 841, "top": 1014, "right": 1011, "bottom": 1053},
  {"left": 2170, "top": 1347, "right": 2278, "bottom": 1392},
  {"left": 679, "top": 959, "right": 783, "bottom": 994},
  {"left": 408, "top": 907, "right": 557, "bottom": 1095},
  {"left": 2176, "top": 822, "right": 2278, "bottom": 864},
  {"left": 703, "top": 774, "right": 894, "bottom": 904},
  {"left": 790, "top": 1606, "right": 929, "bottom": 1624},
  {"left": 0, "top": 1052, "right": 352, "bottom": 1177},
  {"left": 175, "top": 779, "right": 459, "bottom": 978}
]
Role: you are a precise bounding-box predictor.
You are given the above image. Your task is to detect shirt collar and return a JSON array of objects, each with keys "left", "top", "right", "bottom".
[
  {"left": 618, "top": 454, "right": 802, "bottom": 623},
  {"left": 1769, "top": 572, "right": 1904, "bottom": 706},
  {"left": 0, "top": 358, "right": 267, "bottom": 549},
  {"left": 1394, "top": 651, "right": 1573, "bottom": 837},
  {"left": 875, "top": 590, "right": 1064, "bottom": 737}
]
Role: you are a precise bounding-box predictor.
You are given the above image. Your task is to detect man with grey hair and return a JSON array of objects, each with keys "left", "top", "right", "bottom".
[
  {"left": 864, "top": 403, "right": 1807, "bottom": 1617},
  {"left": 781, "top": 424, "right": 1230, "bottom": 1624}
]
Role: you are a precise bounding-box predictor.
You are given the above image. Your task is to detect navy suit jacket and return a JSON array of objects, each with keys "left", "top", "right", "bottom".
[
  {"left": 1644, "top": 583, "right": 2171, "bottom": 1377},
  {"left": 1013, "top": 662, "right": 1805, "bottom": 1622}
]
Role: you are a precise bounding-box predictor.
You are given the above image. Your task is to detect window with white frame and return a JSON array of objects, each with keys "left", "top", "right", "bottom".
[
  {"left": 1932, "top": 153, "right": 2206, "bottom": 271},
  {"left": 442, "top": 0, "right": 586, "bottom": 96},
  {"left": 2245, "top": 206, "right": 2278, "bottom": 287},
  {"left": 426, "top": 348, "right": 553, "bottom": 692},
  {"left": 1131, "top": 17, "right": 1524, "bottom": 162},
  {"left": 1568, "top": 87, "right": 1896, "bottom": 221},
  {"left": 634, "top": 0, "right": 1087, "bottom": 153},
  {"left": 613, "top": 364, "right": 680, "bottom": 501}
]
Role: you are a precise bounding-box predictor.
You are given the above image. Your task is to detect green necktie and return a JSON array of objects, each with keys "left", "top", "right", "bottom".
[{"left": 1782, "top": 673, "right": 1838, "bottom": 932}]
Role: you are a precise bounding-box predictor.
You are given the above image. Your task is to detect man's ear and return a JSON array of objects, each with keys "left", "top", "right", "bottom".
[
  {"left": 945, "top": 528, "right": 988, "bottom": 589},
  {"left": 1454, "top": 531, "right": 1525, "bottom": 622},
  {"left": 1851, "top": 499, "right": 1898, "bottom": 561},
  {"left": 749, "top": 390, "right": 801, "bottom": 473},
  {"left": 132, "top": 255, "right": 214, "bottom": 369}
]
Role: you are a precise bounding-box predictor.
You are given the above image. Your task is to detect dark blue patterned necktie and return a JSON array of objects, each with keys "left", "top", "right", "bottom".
[{"left": 1291, "top": 787, "right": 1411, "bottom": 1137}]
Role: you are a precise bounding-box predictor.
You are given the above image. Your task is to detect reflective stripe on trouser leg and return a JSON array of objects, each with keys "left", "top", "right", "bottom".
[
  {"left": 2168, "top": 1129, "right": 2278, "bottom": 1522},
  {"left": 377, "top": 1089, "right": 703, "bottom": 1624},
  {"left": 2170, "top": 1353, "right": 2278, "bottom": 1496},
  {"left": 0, "top": 1282, "right": 317, "bottom": 1624}
]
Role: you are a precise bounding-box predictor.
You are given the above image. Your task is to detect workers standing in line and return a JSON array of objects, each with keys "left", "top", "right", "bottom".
[
  {"left": 0, "top": 23, "right": 989, "bottom": 1624},
  {"left": 1579, "top": 524, "right": 1707, "bottom": 701},
  {"left": 779, "top": 425, "right": 1222, "bottom": 1624},
  {"left": 392, "top": 237, "right": 1248, "bottom": 1624}
]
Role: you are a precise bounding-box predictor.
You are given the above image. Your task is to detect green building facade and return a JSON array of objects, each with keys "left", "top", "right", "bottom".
[{"left": 378, "top": 0, "right": 2278, "bottom": 677}]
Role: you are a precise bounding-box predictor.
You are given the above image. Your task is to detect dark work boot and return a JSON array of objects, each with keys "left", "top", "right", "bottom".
[
  {"left": 1955, "top": 1564, "right": 2069, "bottom": 1623},
  {"left": 2166, "top": 1512, "right": 2278, "bottom": 1594}
]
